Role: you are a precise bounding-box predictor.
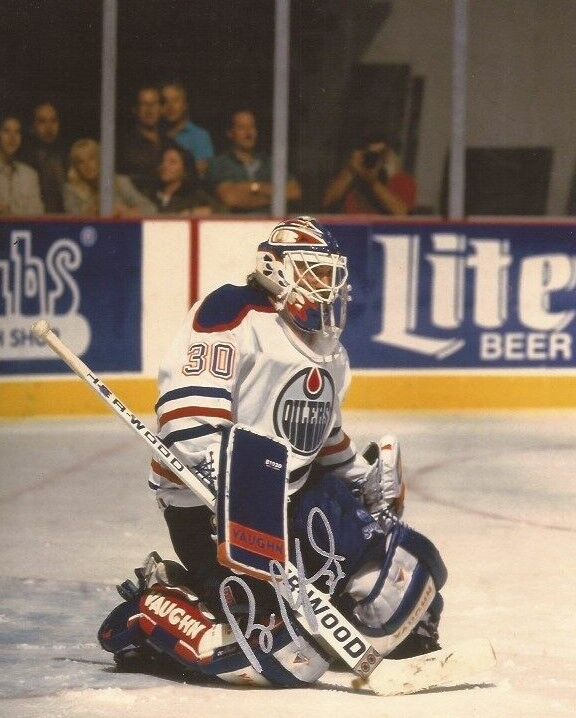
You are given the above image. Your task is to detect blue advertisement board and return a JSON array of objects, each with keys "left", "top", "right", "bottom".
[
  {"left": 331, "top": 222, "right": 576, "bottom": 369},
  {"left": 0, "top": 221, "right": 142, "bottom": 375}
]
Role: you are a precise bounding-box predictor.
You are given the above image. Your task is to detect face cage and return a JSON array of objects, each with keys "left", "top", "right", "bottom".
[
  {"left": 284, "top": 250, "right": 348, "bottom": 304},
  {"left": 283, "top": 250, "right": 349, "bottom": 336}
]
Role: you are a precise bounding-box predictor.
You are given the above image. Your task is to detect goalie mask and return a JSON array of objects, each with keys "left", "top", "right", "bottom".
[{"left": 253, "top": 217, "right": 350, "bottom": 339}]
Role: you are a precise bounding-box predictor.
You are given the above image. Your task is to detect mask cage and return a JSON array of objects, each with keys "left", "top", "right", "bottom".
[{"left": 284, "top": 250, "right": 348, "bottom": 306}]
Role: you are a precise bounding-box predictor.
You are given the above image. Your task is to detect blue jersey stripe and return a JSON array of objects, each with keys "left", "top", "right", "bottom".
[
  {"left": 320, "top": 455, "right": 355, "bottom": 471},
  {"left": 156, "top": 386, "right": 232, "bottom": 411},
  {"left": 289, "top": 463, "right": 311, "bottom": 484},
  {"left": 193, "top": 283, "right": 273, "bottom": 332},
  {"left": 163, "top": 425, "right": 221, "bottom": 448}
]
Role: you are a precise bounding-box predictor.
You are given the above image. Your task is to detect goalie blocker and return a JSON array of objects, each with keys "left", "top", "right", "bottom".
[{"left": 216, "top": 425, "right": 289, "bottom": 581}]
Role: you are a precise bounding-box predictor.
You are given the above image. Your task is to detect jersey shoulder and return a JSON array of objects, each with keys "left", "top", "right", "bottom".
[{"left": 192, "top": 284, "right": 275, "bottom": 333}]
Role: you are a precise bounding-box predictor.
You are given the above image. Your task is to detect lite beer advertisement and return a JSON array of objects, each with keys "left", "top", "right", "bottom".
[
  {"left": 3, "top": 219, "right": 576, "bottom": 377},
  {"left": 335, "top": 222, "right": 576, "bottom": 369},
  {"left": 0, "top": 222, "right": 142, "bottom": 375}
]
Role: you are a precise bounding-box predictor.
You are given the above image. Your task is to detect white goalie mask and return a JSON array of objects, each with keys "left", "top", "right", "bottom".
[{"left": 252, "top": 217, "right": 350, "bottom": 340}]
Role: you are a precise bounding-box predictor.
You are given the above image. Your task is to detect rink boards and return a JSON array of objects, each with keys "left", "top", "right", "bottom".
[{"left": 2, "top": 217, "right": 576, "bottom": 417}]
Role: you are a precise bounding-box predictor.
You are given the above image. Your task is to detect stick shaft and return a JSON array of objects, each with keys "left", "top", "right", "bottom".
[
  {"left": 33, "top": 321, "right": 382, "bottom": 679},
  {"left": 33, "top": 322, "right": 216, "bottom": 507}
]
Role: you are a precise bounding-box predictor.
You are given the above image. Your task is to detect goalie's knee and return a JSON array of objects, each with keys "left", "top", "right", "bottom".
[{"left": 339, "top": 519, "right": 447, "bottom": 656}]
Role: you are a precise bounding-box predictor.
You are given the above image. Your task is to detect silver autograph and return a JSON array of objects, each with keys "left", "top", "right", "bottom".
[{"left": 218, "top": 506, "right": 345, "bottom": 674}]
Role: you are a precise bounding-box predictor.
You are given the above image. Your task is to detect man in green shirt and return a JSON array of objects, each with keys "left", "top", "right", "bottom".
[{"left": 206, "top": 110, "right": 301, "bottom": 215}]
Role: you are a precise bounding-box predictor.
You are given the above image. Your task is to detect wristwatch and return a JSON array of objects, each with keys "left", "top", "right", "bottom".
[{"left": 250, "top": 181, "right": 261, "bottom": 194}]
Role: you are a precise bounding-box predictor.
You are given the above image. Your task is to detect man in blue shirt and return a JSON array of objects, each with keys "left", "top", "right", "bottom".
[
  {"left": 206, "top": 109, "right": 301, "bottom": 214},
  {"left": 161, "top": 82, "right": 214, "bottom": 178}
]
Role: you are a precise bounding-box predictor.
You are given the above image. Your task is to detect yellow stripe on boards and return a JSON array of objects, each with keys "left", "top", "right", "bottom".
[
  {"left": 2, "top": 373, "right": 576, "bottom": 418},
  {"left": 1, "top": 379, "right": 158, "bottom": 418},
  {"left": 344, "top": 374, "right": 576, "bottom": 410}
]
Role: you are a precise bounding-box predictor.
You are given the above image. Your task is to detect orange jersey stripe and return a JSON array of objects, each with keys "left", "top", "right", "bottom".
[
  {"left": 158, "top": 406, "right": 233, "bottom": 428},
  {"left": 318, "top": 433, "right": 351, "bottom": 457},
  {"left": 151, "top": 459, "right": 184, "bottom": 486}
]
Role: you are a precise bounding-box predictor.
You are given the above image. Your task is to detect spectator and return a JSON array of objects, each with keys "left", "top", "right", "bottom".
[
  {"left": 322, "top": 136, "right": 416, "bottom": 215},
  {"left": 63, "top": 138, "right": 156, "bottom": 217},
  {"left": 0, "top": 114, "right": 44, "bottom": 216},
  {"left": 22, "top": 102, "right": 67, "bottom": 213},
  {"left": 154, "top": 142, "right": 220, "bottom": 216},
  {"left": 206, "top": 109, "right": 301, "bottom": 214},
  {"left": 119, "top": 85, "right": 166, "bottom": 199},
  {"left": 161, "top": 81, "right": 213, "bottom": 178}
]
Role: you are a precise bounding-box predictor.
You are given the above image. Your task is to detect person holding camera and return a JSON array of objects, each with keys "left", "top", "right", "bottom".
[{"left": 322, "top": 137, "right": 416, "bottom": 216}]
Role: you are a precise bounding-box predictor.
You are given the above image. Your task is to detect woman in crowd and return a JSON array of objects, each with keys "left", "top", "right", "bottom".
[
  {"left": 154, "top": 142, "right": 220, "bottom": 216},
  {"left": 0, "top": 114, "right": 44, "bottom": 216},
  {"left": 63, "top": 138, "right": 157, "bottom": 217}
]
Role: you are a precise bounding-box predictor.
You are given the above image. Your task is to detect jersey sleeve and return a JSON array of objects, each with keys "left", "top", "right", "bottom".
[
  {"left": 149, "top": 284, "right": 274, "bottom": 508},
  {"left": 149, "top": 305, "right": 237, "bottom": 507},
  {"left": 315, "top": 426, "right": 368, "bottom": 483},
  {"left": 314, "top": 359, "right": 368, "bottom": 483}
]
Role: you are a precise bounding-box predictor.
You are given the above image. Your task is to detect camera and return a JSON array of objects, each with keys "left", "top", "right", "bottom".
[{"left": 363, "top": 150, "right": 381, "bottom": 169}]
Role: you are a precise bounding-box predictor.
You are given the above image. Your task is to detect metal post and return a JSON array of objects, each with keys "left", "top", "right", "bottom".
[
  {"left": 271, "top": 0, "right": 290, "bottom": 217},
  {"left": 448, "top": 0, "right": 468, "bottom": 219},
  {"left": 100, "top": 0, "right": 117, "bottom": 216}
]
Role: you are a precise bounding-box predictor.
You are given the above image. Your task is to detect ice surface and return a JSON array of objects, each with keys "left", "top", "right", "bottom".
[{"left": 1, "top": 411, "right": 575, "bottom": 717}]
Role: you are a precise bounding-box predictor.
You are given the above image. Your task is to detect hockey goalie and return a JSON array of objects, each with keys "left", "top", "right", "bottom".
[{"left": 99, "top": 217, "right": 447, "bottom": 687}]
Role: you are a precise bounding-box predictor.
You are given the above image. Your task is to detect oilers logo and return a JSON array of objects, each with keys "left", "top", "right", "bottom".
[{"left": 273, "top": 367, "right": 334, "bottom": 456}]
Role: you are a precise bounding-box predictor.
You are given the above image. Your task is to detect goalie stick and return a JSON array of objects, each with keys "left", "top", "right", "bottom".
[{"left": 31, "top": 319, "right": 496, "bottom": 696}]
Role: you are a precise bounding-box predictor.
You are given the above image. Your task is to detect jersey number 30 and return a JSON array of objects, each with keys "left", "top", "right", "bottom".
[{"left": 183, "top": 342, "right": 235, "bottom": 379}]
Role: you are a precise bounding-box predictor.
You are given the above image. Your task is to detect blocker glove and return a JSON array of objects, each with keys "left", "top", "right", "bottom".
[{"left": 354, "top": 435, "right": 405, "bottom": 518}]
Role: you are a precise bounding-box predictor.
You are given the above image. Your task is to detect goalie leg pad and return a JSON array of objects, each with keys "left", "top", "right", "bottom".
[
  {"left": 341, "top": 518, "right": 447, "bottom": 656},
  {"left": 99, "top": 557, "right": 329, "bottom": 688},
  {"left": 290, "top": 476, "right": 446, "bottom": 657},
  {"left": 98, "top": 597, "right": 143, "bottom": 654},
  {"left": 290, "top": 472, "right": 387, "bottom": 583},
  {"left": 386, "top": 593, "right": 444, "bottom": 659}
]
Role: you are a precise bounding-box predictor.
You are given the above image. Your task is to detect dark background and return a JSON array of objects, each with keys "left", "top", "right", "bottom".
[
  {"left": 1, "top": 1, "right": 427, "bottom": 212},
  {"left": 0, "top": 1, "right": 560, "bottom": 214},
  {"left": 0, "top": 0, "right": 275, "bottom": 152}
]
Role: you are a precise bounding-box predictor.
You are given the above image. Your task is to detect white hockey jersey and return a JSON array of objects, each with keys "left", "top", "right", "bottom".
[{"left": 150, "top": 283, "right": 366, "bottom": 507}]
